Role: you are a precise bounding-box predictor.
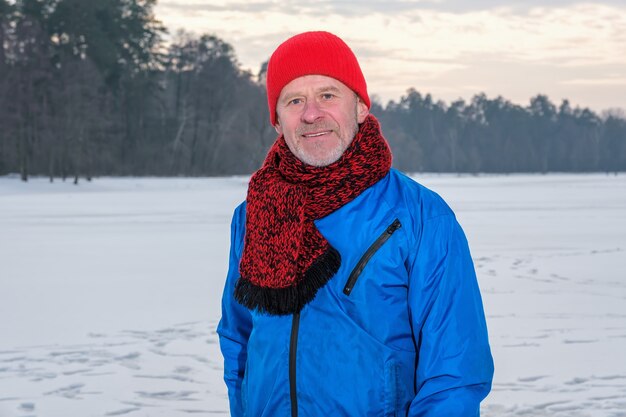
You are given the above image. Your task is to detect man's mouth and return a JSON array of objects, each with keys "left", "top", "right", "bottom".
[{"left": 302, "top": 130, "right": 332, "bottom": 138}]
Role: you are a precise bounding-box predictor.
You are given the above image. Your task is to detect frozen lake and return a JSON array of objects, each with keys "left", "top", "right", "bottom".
[{"left": 1, "top": 174, "right": 625, "bottom": 416}]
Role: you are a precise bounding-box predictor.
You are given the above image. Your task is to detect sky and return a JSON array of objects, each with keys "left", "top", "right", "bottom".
[{"left": 154, "top": 0, "right": 626, "bottom": 113}]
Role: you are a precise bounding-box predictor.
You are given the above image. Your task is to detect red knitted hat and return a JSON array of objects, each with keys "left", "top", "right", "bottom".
[{"left": 266, "top": 31, "right": 370, "bottom": 126}]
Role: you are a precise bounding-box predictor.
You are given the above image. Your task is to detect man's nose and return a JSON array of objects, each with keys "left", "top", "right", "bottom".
[{"left": 301, "top": 100, "right": 324, "bottom": 124}]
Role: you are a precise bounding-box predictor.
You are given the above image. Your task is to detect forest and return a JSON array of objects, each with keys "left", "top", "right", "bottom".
[{"left": 1, "top": 0, "right": 625, "bottom": 182}]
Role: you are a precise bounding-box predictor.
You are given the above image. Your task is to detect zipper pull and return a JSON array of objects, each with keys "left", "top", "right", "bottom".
[{"left": 387, "top": 218, "right": 402, "bottom": 234}]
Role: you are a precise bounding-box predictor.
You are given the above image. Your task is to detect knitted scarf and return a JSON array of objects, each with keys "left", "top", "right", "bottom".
[{"left": 234, "top": 114, "right": 392, "bottom": 315}]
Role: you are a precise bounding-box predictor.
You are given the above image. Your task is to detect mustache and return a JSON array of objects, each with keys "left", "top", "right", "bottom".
[{"left": 296, "top": 122, "right": 337, "bottom": 136}]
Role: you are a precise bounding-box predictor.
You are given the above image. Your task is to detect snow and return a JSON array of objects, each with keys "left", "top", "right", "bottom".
[{"left": 1, "top": 174, "right": 625, "bottom": 416}]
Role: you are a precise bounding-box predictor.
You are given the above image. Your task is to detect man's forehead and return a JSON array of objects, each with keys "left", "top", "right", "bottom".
[{"left": 278, "top": 75, "right": 351, "bottom": 99}]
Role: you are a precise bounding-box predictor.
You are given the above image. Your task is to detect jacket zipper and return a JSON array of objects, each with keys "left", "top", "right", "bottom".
[
  {"left": 289, "top": 310, "right": 301, "bottom": 417},
  {"left": 343, "top": 218, "right": 402, "bottom": 296}
]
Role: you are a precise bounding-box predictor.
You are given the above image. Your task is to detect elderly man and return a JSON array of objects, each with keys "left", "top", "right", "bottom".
[{"left": 218, "top": 31, "right": 494, "bottom": 417}]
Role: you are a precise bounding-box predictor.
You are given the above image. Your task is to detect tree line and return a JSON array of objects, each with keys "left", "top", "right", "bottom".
[
  {"left": 1, "top": 0, "right": 625, "bottom": 183},
  {"left": 377, "top": 91, "right": 626, "bottom": 174}
]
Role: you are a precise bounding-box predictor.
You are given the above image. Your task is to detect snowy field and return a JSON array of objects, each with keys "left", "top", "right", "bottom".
[{"left": 1, "top": 174, "right": 625, "bottom": 417}]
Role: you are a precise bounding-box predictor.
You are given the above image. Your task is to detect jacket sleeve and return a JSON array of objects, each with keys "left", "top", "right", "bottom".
[
  {"left": 216, "top": 204, "right": 252, "bottom": 417},
  {"left": 407, "top": 214, "right": 494, "bottom": 416}
]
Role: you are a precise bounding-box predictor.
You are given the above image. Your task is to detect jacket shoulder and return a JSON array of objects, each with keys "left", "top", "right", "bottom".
[{"left": 383, "top": 169, "right": 455, "bottom": 222}]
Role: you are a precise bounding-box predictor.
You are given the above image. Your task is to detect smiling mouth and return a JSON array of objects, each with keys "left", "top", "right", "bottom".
[{"left": 302, "top": 131, "right": 332, "bottom": 138}]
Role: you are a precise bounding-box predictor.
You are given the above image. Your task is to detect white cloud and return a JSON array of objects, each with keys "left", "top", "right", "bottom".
[{"left": 560, "top": 78, "right": 626, "bottom": 86}]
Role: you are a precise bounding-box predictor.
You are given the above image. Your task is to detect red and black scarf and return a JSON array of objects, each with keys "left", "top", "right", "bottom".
[{"left": 234, "top": 114, "right": 392, "bottom": 315}]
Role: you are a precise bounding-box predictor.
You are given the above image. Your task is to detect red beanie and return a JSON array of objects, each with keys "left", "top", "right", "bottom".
[{"left": 266, "top": 31, "right": 370, "bottom": 126}]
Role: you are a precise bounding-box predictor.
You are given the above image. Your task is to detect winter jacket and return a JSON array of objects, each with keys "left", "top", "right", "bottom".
[{"left": 217, "top": 168, "right": 494, "bottom": 417}]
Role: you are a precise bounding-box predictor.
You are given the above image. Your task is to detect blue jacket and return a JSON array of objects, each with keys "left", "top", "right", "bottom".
[{"left": 218, "top": 169, "right": 494, "bottom": 417}]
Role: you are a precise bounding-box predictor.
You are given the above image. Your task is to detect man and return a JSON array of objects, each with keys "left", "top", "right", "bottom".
[{"left": 218, "top": 31, "right": 494, "bottom": 417}]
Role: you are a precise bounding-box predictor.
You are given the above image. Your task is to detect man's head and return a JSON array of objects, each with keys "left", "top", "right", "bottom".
[{"left": 266, "top": 31, "right": 370, "bottom": 166}]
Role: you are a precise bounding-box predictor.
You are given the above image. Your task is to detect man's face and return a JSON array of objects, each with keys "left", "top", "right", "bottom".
[{"left": 275, "top": 75, "right": 369, "bottom": 167}]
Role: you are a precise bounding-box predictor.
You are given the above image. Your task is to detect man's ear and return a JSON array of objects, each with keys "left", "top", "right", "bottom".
[
  {"left": 274, "top": 120, "right": 283, "bottom": 136},
  {"left": 356, "top": 99, "right": 369, "bottom": 124}
]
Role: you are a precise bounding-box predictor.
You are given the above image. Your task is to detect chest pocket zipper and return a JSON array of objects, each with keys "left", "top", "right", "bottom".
[{"left": 343, "top": 218, "right": 402, "bottom": 296}]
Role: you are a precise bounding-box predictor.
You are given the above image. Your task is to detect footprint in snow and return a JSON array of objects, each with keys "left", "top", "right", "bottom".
[
  {"left": 562, "top": 339, "right": 598, "bottom": 344},
  {"left": 135, "top": 390, "right": 198, "bottom": 401},
  {"left": 105, "top": 407, "right": 141, "bottom": 416},
  {"left": 19, "top": 402, "right": 35, "bottom": 411},
  {"left": 518, "top": 375, "right": 549, "bottom": 382},
  {"left": 565, "top": 377, "right": 588, "bottom": 385}
]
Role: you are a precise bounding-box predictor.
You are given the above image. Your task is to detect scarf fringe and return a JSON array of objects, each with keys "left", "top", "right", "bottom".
[{"left": 234, "top": 246, "right": 341, "bottom": 315}]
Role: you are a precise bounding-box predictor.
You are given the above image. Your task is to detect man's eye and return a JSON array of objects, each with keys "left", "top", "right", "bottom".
[
  {"left": 289, "top": 98, "right": 303, "bottom": 105},
  {"left": 321, "top": 93, "right": 334, "bottom": 100}
]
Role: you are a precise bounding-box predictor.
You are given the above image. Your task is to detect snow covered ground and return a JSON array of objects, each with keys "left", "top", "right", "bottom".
[{"left": 1, "top": 174, "right": 625, "bottom": 417}]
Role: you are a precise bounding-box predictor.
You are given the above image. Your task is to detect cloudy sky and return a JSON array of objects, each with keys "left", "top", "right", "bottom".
[{"left": 154, "top": 0, "right": 626, "bottom": 113}]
